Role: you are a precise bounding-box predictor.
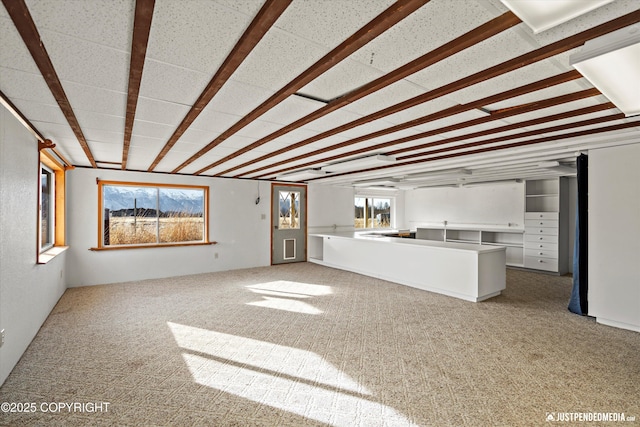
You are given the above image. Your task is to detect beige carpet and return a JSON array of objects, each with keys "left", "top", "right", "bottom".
[{"left": 0, "top": 263, "right": 638, "bottom": 426}]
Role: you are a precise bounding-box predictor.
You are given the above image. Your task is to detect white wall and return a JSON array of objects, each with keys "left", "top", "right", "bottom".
[
  {"left": 307, "top": 183, "right": 355, "bottom": 233},
  {"left": 66, "top": 168, "right": 272, "bottom": 287},
  {"left": 0, "top": 107, "right": 67, "bottom": 385},
  {"left": 404, "top": 182, "right": 525, "bottom": 229},
  {"left": 588, "top": 143, "right": 640, "bottom": 332}
]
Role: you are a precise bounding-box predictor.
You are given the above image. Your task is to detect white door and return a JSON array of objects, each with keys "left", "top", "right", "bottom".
[{"left": 272, "top": 184, "right": 307, "bottom": 264}]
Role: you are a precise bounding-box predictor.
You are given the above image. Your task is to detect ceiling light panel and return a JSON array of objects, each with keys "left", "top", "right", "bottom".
[
  {"left": 499, "top": 0, "right": 615, "bottom": 34},
  {"left": 350, "top": 0, "right": 499, "bottom": 73},
  {"left": 570, "top": 26, "right": 640, "bottom": 117}
]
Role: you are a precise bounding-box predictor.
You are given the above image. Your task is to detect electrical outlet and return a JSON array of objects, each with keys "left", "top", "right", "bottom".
[
  {"left": 1, "top": 329, "right": 5, "bottom": 347},
  {"left": 261, "top": 213, "right": 266, "bottom": 220},
  {"left": 214, "top": 253, "right": 219, "bottom": 259}
]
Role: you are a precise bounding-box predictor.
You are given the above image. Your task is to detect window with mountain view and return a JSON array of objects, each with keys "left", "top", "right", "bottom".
[{"left": 98, "top": 181, "right": 208, "bottom": 248}]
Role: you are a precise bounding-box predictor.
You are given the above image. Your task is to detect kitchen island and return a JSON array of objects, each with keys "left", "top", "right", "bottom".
[{"left": 308, "top": 232, "right": 506, "bottom": 302}]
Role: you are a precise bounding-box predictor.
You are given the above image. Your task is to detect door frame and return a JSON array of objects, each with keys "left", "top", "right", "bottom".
[{"left": 271, "top": 183, "right": 307, "bottom": 265}]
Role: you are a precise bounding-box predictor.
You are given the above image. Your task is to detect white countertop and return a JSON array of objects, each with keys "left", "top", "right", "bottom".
[{"left": 309, "top": 232, "right": 505, "bottom": 254}]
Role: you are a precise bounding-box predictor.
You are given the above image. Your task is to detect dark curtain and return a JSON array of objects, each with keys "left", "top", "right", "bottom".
[{"left": 569, "top": 154, "right": 588, "bottom": 315}]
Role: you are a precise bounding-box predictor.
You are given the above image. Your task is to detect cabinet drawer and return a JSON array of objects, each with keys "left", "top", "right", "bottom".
[
  {"left": 525, "top": 248, "right": 558, "bottom": 259},
  {"left": 524, "top": 233, "right": 558, "bottom": 244},
  {"left": 525, "top": 226, "right": 558, "bottom": 236},
  {"left": 524, "top": 241, "right": 557, "bottom": 251},
  {"left": 525, "top": 256, "right": 558, "bottom": 272},
  {"left": 525, "top": 212, "right": 558, "bottom": 220},
  {"left": 525, "top": 219, "right": 558, "bottom": 228}
]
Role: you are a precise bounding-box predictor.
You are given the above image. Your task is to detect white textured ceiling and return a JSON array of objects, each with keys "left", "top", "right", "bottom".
[{"left": 1, "top": 0, "right": 639, "bottom": 187}]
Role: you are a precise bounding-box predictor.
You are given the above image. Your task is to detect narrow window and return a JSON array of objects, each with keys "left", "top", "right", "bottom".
[{"left": 39, "top": 164, "right": 55, "bottom": 251}]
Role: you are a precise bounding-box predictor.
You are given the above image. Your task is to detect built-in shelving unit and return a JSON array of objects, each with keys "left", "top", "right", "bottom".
[
  {"left": 524, "top": 178, "right": 568, "bottom": 274},
  {"left": 416, "top": 226, "right": 524, "bottom": 267}
]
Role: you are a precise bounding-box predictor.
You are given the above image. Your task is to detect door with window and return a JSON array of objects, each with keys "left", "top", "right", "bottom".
[{"left": 272, "top": 184, "right": 307, "bottom": 264}]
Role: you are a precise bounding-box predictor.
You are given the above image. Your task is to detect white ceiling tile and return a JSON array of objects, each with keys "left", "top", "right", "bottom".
[
  {"left": 10, "top": 98, "right": 66, "bottom": 125},
  {"left": 63, "top": 83, "right": 126, "bottom": 117},
  {"left": 350, "top": 0, "right": 501, "bottom": 73},
  {"left": 236, "top": 119, "right": 283, "bottom": 140},
  {"left": 340, "top": 79, "right": 429, "bottom": 117},
  {"left": 217, "top": 134, "right": 260, "bottom": 150},
  {"left": 230, "top": 28, "right": 329, "bottom": 91},
  {"left": 205, "top": 79, "right": 276, "bottom": 117},
  {"left": 274, "top": 0, "right": 395, "bottom": 50},
  {"left": 189, "top": 108, "right": 241, "bottom": 134},
  {"left": 138, "top": 60, "right": 210, "bottom": 105},
  {"left": 131, "top": 119, "right": 176, "bottom": 140},
  {"left": 135, "top": 97, "right": 191, "bottom": 126},
  {"left": 84, "top": 129, "right": 123, "bottom": 145},
  {"left": 75, "top": 110, "right": 126, "bottom": 133},
  {"left": 30, "top": 120, "right": 76, "bottom": 140},
  {"left": 258, "top": 95, "right": 325, "bottom": 125},
  {"left": 25, "top": 0, "right": 134, "bottom": 51},
  {"left": 0, "top": 17, "right": 40, "bottom": 74},
  {"left": 298, "top": 59, "right": 386, "bottom": 101},
  {"left": 301, "top": 109, "right": 363, "bottom": 133},
  {"left": 482, "top": 80, "right": 586, "bottom": 112},
  {"left": 0, "top": 68, "right": 57, "bottom": 104},
  {"left": 40, "top": 29, "right": 129, "bottom": 92},
  {"left": 406, "top": 28, "right": 536, "bottom": 96},
  {"left": 178, "top": 127, "right": 218, "bottom": 148},
  {"left": 146, "top": 0, "right": 253, "bottom": 74}
]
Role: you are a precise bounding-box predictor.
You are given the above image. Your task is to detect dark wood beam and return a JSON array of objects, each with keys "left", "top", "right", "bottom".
[
  {"left": 308, "top": 121, "right": 640, "bottom": 181},
  {"left": 147, "top": 0, "right": 293, "bottom": 171},
  {"left": 172, "top": 0, "right": 431, "bottom": 173},
  {"left": 257, "top": 99, "right": 613, "bottom": 179},
  {"left": 122, "top": 0, "right": 155, "bottom": 170},
  {"left": 222, "top": 10, "right": 640, "bottom": 177},
  {"left": 197, "top": 11, "right": 521, "bottom": 175},
  {"left": 239, "top": 71, "right": 584, "bottom": 177},
  {"left": 3, "top": 0, "right": 97, "bottom": 167}
]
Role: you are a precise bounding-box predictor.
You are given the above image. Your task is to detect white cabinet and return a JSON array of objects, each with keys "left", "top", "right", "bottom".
[{"left": 524, "top": 178, "right": 569, "bottom": 274}]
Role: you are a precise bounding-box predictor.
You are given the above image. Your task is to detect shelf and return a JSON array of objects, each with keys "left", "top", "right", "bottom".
[
  {"left": 447, "top": 239, "right": 479, "bottom": 244},
  {"left": 481, "top": 242, "right": 523, "bottom": 248},
  {"left": 526, "top": 194, "right": 559, "bottom": 198}
]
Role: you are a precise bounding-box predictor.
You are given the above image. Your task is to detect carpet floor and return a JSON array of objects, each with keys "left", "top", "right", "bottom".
[{"left": 0, "top": 263, "right": 638, "bottom": 426}]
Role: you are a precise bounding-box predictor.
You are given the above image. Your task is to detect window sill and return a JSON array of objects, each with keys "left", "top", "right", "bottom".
[
  {"left": 37, "top": 246, "right": 69, "bottom": 264},
  {"left": 90, "top": 241, "right": 217, "bottom": 251}
]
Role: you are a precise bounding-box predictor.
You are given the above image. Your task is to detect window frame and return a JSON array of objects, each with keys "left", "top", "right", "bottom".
[
  {"left": 354, "top": 195, "right": 394, "bottom": 230},
  {"left": 37, "top": 150, "right": 67, "bottom": 264},
  {"left": 94, "top": 180, "right": 212, "bottom": 250}
]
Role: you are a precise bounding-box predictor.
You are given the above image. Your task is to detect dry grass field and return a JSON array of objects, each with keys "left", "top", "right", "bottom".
[{"left": 106, "top": 216, "right": 203, "bottom": 245}]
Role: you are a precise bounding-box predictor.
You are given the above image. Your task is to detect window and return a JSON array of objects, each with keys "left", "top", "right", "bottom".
[
  {"left": 97, "top": 181, "right": 210, "bottom": 249},
  {"left": 38, "top": 149, "right": 67, "bottom": 263},
  {"left": 278, "top": 190, "right": 300, "bottom": 230},
  {"left": 39, "top": 164, "right": 54, "bottom": 251},
  {"left": 354, "top": 197, "right": 392, "bottom": 229}
]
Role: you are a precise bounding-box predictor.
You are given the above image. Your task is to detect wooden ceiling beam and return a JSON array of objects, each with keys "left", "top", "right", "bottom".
[
  {"left": 147, "top": 0, "right": 293, "bottom": 171},
  {"left": 172, "top": 0, "right": 431, "bottom": 174},
  {"left": 224, "top": 10, "right": 640, "bottom": 178},
  {"left": 255, "top": 90, "right": 606, "bottom": 179},
  {"left": 3, "top": 0, "right": 97, "bottom": 167},
  {"left": 122, "top": 0, "right": 155, "bottom": 170},
  {"left": 307, "top": 121, "right": 640, "bottom": 182},
  {"left": 242, "top": 71, "right": 584, "bottom": 177},
  {"left": 197, "top": 11, "right": 521, "bottom": 175}
]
